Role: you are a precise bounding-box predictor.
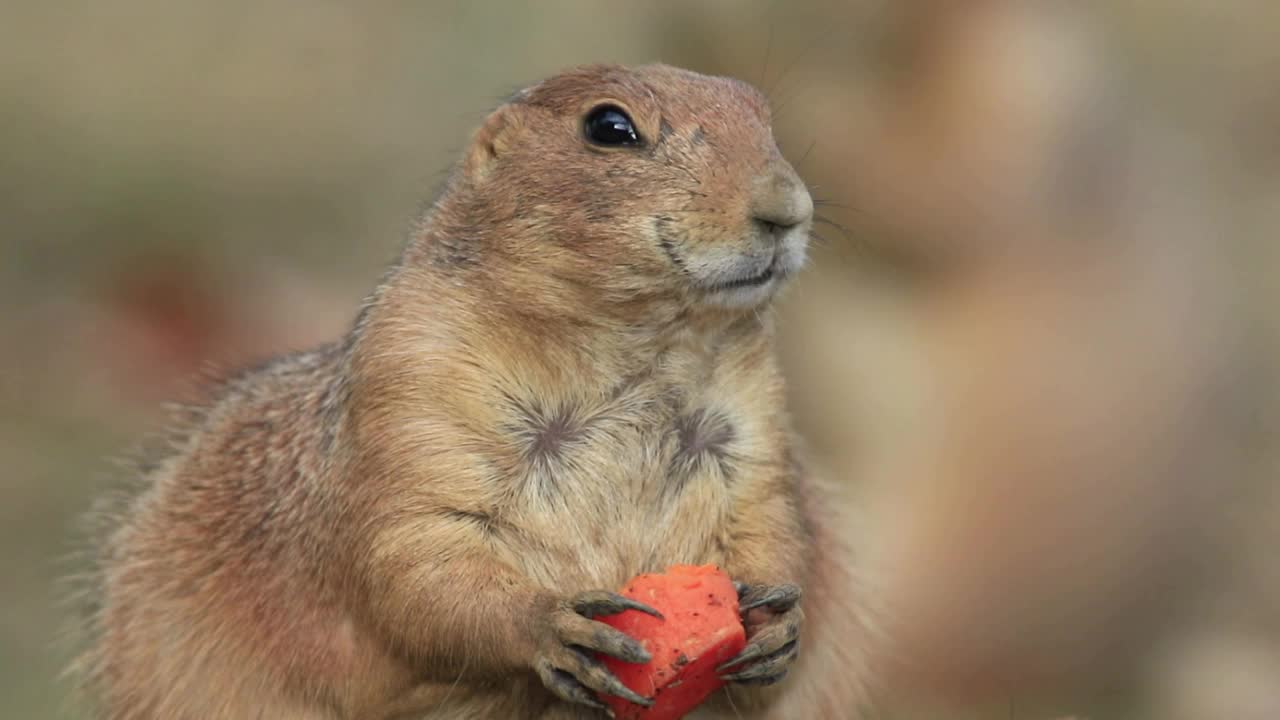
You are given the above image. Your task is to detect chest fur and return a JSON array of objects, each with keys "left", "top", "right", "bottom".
[{"left": 487, "top": 367, "right": 782, "bottom": 589}]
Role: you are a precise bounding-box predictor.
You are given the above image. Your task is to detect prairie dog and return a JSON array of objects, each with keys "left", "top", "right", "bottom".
[{"left": 75, "top": 63, "right": 870, "bottom": 719}]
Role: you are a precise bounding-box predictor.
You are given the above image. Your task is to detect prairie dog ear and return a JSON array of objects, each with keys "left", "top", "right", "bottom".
[{"left": 464, "top": 105, "right": 525, "bottom": 183}]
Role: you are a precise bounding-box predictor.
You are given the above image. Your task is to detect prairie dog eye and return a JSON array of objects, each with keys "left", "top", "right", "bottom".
[{"left": 584, "top": 105, "right": 640, "bottom": 146}]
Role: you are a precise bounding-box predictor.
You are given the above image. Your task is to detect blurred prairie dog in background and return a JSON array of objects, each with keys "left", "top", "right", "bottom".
[{"left": 786, "top": 2, "right": 1256, "bottom": 714}]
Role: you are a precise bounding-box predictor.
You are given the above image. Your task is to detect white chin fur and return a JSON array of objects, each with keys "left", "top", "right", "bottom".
[
  {"left": 695, "top": 232, "right": 808, "bottom": 309},
  {"left": 703, "top": 276, "right": 782, "bottom": 309}
]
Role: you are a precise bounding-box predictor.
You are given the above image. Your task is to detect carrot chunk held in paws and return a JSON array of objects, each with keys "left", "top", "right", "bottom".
[{"left": 597, "top": 564, "right": 748, "bottom": 720}]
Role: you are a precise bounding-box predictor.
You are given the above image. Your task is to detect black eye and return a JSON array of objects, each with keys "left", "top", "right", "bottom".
[{"left": 584, "top": 105, "right": 640, "bottom": 146}]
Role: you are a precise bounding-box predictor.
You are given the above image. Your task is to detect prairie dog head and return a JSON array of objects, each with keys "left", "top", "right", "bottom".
[{"left": 453, "top": 63, "right": 812, "bottom": 311}]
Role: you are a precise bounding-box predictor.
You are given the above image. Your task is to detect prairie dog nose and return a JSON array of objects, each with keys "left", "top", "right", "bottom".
[{"left": 750, "top": 162, "right": 813, "bottom": 237}]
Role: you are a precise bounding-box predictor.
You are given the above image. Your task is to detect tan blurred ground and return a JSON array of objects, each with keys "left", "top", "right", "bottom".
[{"left": 2, "top": 2, "right": 1277, "bottom": 718}]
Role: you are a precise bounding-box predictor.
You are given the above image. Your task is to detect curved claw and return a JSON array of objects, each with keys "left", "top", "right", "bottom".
[
  {"left": 717, "top": 641, "right": 766, "bottom": 673},
  {"left": 717, "top": 612, "right": 801, "bottom": 673},
  {"left": 552, "top": 606, "right": 651, "bottom": 664},
  {"left": 601, "top": 681, "right": 653, "bottom": 708},
  {"left": 720, "top": 640, "right": 798, "bottom": 682},
  {"left": 739, "top": 584, "right": 801, "bottom": 613},
  {"left": 718, "top": 583, "right": 804, "bottom": 686},
  {"left": 566, "top": 647, "right": 653, "bottom": 708},
  {"left": 538, "top": 647, "right": 655, "bottom": 711},
  {"left": 591, "top": 669, "right": 653, "bottom": 708},
  {"left": 572, "top": 591, "right": 664, "bottom": 620},
  {"left": 729, "top": 670, "right": 789, "bottom": 686},
  {"left": 540, "top": 666, "right": 610, "bottom": 711},
  {"left": 534, "top": 591, "right": 659, "bottom": 712}
]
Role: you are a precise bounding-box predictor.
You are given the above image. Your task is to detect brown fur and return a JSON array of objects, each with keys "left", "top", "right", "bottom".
[{"left": 72, "top": 64, "right": 872, "bottom": 719}]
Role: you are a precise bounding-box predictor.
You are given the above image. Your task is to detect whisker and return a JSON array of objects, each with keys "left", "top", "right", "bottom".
[
  {"left": 770, "top": 83, "right": 809, "bottom": 122},
  {"left": 795, "top": 139, "right": 818, "bottom": 171},
  {"left": 813, "top": 215, "right": 854, "bottom": 239},
  {"left": 723, "top": 686, "right": 744, "bottom": 720},
  {"left": 766, "top": 24, "right": 840, "bottom": 104},
  {"left": 809, "top": 189, "right": 863, "bottom": 214},
  {"left": 759, "top": 20, "right": 775, "bottom": 91},
  {"left": 813, "top": 199, "right": 855, "bottom": 211},
  {"left": 811, "top": 234, "right": 862, "bottom": 268}
]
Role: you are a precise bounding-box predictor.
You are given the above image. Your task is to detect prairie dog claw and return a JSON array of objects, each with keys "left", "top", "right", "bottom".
[
  {"left": 532, "top": 591, "right": 658, "bottom": 711},
  {"left": 720, "top": 582, "right": 804, "bottom": 686}
]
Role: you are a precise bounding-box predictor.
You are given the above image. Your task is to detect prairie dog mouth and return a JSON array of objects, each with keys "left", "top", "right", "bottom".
[{"left": 708, "top": 262, "right": 778, "bottom": 292}]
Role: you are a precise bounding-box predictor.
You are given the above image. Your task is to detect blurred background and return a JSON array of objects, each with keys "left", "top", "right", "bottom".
[{"left": 2, "top": 1, "right": 1277, "bottom": 718}]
